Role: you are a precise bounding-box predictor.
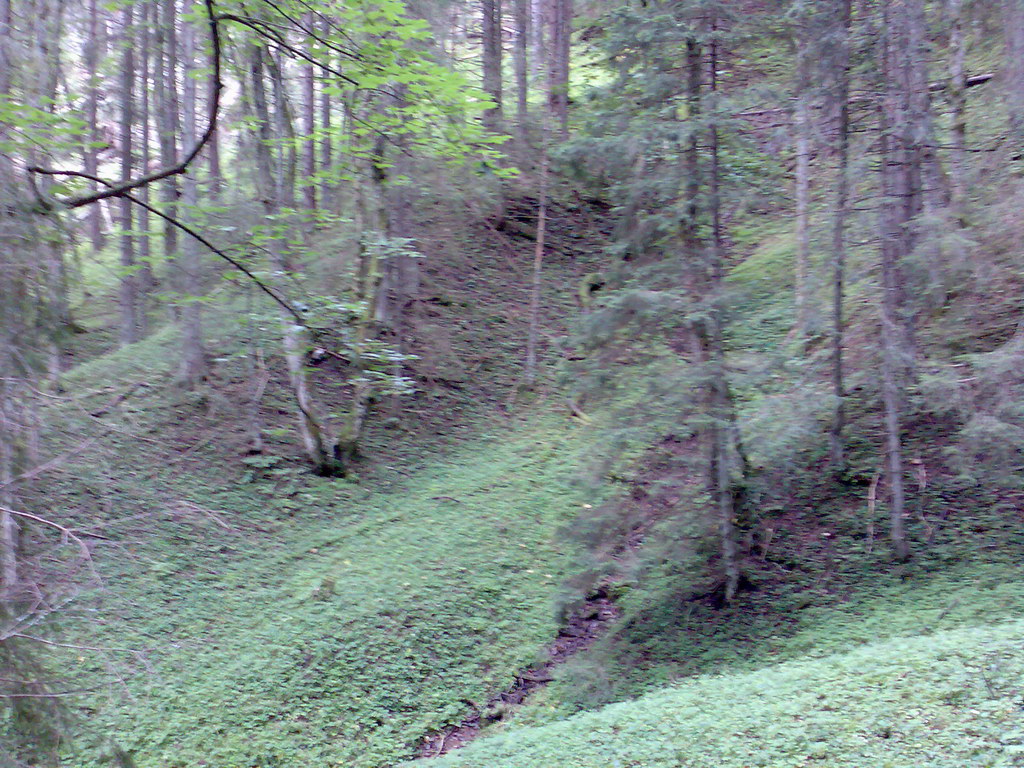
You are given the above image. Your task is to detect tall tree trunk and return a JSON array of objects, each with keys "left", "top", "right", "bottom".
[
  {"left": 302, "top": 12, "right": 317, "bottom": 213},
  {"left": 138, "top": 0, "right": 153, "bottom": 335},
  {"left": 531, "top": 0, "right": 545, "bottom": 86},
  {"left": 178, "top": 16, "right": 206, "bottom": 386},
  {"left": 209, "top": 127, "right": 223, "bottom": 201},
  {"left": 268, "top": 52, "right": 297, "bottom": 210},
  {"left": 879, "top": 5, "right": 911, "bottom": 561},
  {"left": 947, "top": 0, "right": 968, "bottom": 218},
  {"left": 0, "top": 426, "right": 19, "bottom": 591},
  {"left": 155, "top": 0, "right": 179, "bottom": 317},
  {"left": 829, "top": 0, "right": 852, "bottom": 472},
  {"left": 707, "top": 26, "right": 742, "bottom": 602},
  {"left": 793, "top": 44, "right": 812, "bottom": 342},
  {"left": 886, "top": 0, "right": 922, "bottom": 374},
  {"left": 514, "top": 0, "right": 529, "bottom": 159},
  {"left": 319, "top": 15, "right": 333, "bottom": 211},
  {"left": 0, "top": 0, "right": 18, "bottom": 593},
  {"left": 548, "top": 0, "right": 570, "bottom": 138},
  {"left": 344, "top": 140, "right": 389, "bottom": 462},
  {"left": 250, "top": 46, "right": 338, "bottom": 475},
  {"left": 118, "top": 3, "right": 138, "bottom": 346},
  {"left": 482, "top": 0, "right": 504, "bottom": 129},
  {"left": 1006, "top": 0, "right": 1024, "bottom": 143},
  {"left": 375, "top": 98, "right": 418, "bottom": 330},
  {"left": 83, "top": 0, "right": 104, "bottom": 251}
]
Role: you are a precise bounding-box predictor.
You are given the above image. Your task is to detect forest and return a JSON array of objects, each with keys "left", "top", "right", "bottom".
[{"left": 2, "top": 0, "right": 1024, "bottom": 764}]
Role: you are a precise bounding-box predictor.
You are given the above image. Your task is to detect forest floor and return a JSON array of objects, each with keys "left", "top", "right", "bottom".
[
  {"left": 35, "top": 192, "right": 618, "bottom": 767},
  {"left": 30, "top": 191, "right": 1024, "bottom": 768}
]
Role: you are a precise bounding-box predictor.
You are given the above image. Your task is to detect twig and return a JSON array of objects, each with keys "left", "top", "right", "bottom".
[
  {"left": 9, "top": 634, "right": 136, "bottom": 654},
  {"left": 0, "top": 438, "right": 98, "bottom": 491},
  {"left": 172, "top": 500, "right": 237, "bottom": 531}
]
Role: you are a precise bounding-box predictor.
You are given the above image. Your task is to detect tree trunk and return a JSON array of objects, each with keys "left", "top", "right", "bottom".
[
  {"left": 178, "top": 17, "right": 206, "bottom": 386},
  {"left": 374, "top": 90, "right": 419, "bottom": 329},
  {"left": 514, "top": 0, "right": 529, "bottom": 159},
  {"left": 947, "top": 0, "right": 967, "bottom": 218},
  {"left": 829, "top": 0, "right": 852, "bottom": 472},
  {"left": 0, "top": 82, "right": 17, "bottom": 590},
  {"left": 707, "top": 27, "right": 742, "bottom": 602},
  {"left": 1005, "top": 0, "right": 1024, "bottom": 143},
  {"left": 138, "top": 0, "right": 153, "bottom": 335},
  {"left": 548, "top": 0, "right": 570, "bottom": 138},
  {"left": 793, "top": 76, "right": 811, "bottom": 341},
  {"left": 531, "top": 0, "right": 545, "bottom": 86},
  {"left": 268, "top": 51, "right": 297, "bottom": 210},
  {"left": 0, "top": 430, "right": 18, "bottom": 591},
  {"left": 343, "top": 146, "right": 388, "bottom": 462},
  {"left": 482, "top": 0, "right": 504, "bottom": 129},
  {"left": 118, "top": 3, "right": 138, "bottom": 346},
  {"left": 250, "top": 45, "right": 339, "bottom": 475},
  {"left": 83, "top": 0, "right": 104, "bottom": 252},
  {"left": 156, "top": 0, "right": 179, "bottom": 317},
  {"left": 209, "top": 126, "right": 223, "bottom": 201},
  {"left": 302, "top": 12, "right": 317, "bottom": 213},
  {"left": 878, "top": 9, "right": 911, "bottom": 561},
  {"left": 319, "top": 15, "right": 333, "bottom": 211}
]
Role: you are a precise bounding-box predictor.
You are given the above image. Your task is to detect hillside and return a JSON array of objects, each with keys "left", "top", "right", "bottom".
[
  {"left": 13, "top": 206, "right": 608, "bottom": 766},
  {"left": 419, "top": 619, "right": 1024, "bottom": 768},
  {"left": 4, "top": 0, "right": 1024, "bottom": 765}
]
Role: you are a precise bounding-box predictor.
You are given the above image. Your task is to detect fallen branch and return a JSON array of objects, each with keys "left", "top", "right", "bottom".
[{"left": 0, "top": 438, "right": 97, "bottom": 491}]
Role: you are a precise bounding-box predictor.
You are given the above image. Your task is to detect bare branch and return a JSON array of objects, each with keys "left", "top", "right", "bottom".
[{"left": 29, "top": 0, "right": 223, "bottom": 209}]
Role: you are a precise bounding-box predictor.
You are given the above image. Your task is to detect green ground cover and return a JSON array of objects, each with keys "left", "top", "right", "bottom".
[{"left": 421, "top": 616, "right": 1024, "bottom": 768}]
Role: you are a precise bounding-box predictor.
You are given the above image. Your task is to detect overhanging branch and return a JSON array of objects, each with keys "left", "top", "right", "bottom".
[{"left": 30, "top": 0, "right": 223, "bottom": 209}]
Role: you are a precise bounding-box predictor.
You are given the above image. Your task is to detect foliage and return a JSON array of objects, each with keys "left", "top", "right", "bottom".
[
  {"left": 421, "top": 618, "right": 1024, "bottom": 768},
  {"left": 48, "top": 405, "right": 590, "bottom": 767}
]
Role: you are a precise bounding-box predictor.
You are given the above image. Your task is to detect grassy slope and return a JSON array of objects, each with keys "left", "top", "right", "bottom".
[
  {"left": 30, "top": 199, "right": 603, "bottom": 766},
  {"left": 420, "top": 617, "right": 1024, "bottom": 768},
  {"left": 408, "top": 58, "right": 1024, "bottom": 760},
  {"left": 64, "top": 405, "right": 589, "bottom": 767}
]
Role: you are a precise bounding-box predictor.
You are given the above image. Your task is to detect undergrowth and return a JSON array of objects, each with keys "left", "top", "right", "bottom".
[
  {"left": 50, "top": 403, "right": 592, "bottom": 767},
  {"left": 419, "top": 618, "right": 1024, "bottom": 767}
]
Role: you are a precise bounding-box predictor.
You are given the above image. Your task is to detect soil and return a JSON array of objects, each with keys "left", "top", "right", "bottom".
[{"left": 418, "top": 588, "right": 621, "bottom": 758}]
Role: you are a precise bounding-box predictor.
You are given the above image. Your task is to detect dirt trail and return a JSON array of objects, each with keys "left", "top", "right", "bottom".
[{"left": 418, "top": 588, "right": 620, "bottom": 758}]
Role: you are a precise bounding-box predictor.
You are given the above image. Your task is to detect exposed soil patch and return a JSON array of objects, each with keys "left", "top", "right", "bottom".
[{"left": 418, "top": 588, "right": 620, "bottom": 758}]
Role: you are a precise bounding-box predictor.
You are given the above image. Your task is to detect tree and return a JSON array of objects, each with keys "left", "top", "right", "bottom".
[
  {"left": 178, "top": 13, "right": 207, "bottom": 385},
  {"left": 154, "top": 0, "right": 180, "bottom": 318},
  {"left": 792, "top": 29, "right": 812, "bottom": 342},
  {"left": 565, "top": 0, "right": 752, "bottom": 601},
  {"left": 827, "top": 0, "right": 852, "bottom": 472},
  {"left": 514, "top": 0, "right": 529, "bottom": 158},
  {"left": 248, "top": 42, "right": 339, "bottom": 474},
  {"left": 302, "top": 12, "right": 317, "bottom": 213},
  {"left": 138, "top": 0, "right": 154, "bottom": 333},
  {"left": 117, "top": 3, "right": 139, "bottom": 346},
  {"left": 548, "top": 0, "right": 571, "bottom": 138},
  {"left": 83, "top": 0, "right": 104, "bottom": 252},
  {"left": 947, "top": 0, "right": 968, "bottom": 217},
  {"left": 1005, "top": 0, "right": 1024, "bottom": 142},
  {"left": 875, "top": 0, "right": 935, "bottom": 562},
  {"left": 482, "top": 0, "right": 504, "bottom": 129}
]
